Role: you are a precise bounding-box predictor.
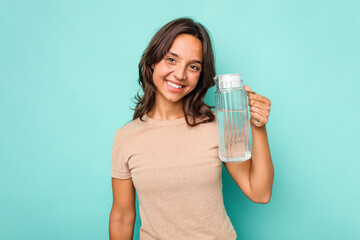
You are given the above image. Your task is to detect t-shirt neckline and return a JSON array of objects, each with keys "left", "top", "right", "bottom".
[{"left": 143, "top": 112, "right": 187, "bottom": 126}]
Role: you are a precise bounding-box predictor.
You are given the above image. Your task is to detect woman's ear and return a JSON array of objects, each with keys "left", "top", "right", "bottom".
[{"left": 151, "top": 64, "right": 154, "bottom": 69}]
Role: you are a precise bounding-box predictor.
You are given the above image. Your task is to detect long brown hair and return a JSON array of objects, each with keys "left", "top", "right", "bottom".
[{"left": 131, "top": 17, "right": 216, "bottom": 127}]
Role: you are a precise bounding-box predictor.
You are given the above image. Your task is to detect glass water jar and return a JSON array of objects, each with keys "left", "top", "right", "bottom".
[{"left": 214, "top": 73, "right": 251, "bottom": 162}]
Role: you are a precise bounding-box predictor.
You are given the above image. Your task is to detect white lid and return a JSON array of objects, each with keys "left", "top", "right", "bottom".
[{"left": 214, "top": 73, "right": 243, "bottom": 89}]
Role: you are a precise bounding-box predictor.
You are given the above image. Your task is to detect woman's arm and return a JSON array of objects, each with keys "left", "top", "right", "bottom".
[
  {"left": 224, "top": 124, "right": 274, "bottom": 203},
  {"left": 224, "top": 85, "right": 274, "bottom": 203},
  {"left": 109, "top": 178, "right": 136, "bottom": 240},
  {"left": 248, "top": 122, "right": 274, "bottom": 202},
  {"left": 109, "top": 214, "right": 135, "bottom": 240}
]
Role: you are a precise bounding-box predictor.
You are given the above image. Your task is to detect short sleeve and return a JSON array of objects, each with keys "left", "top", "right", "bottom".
[{"left": 110, "top": 129, "right": 131, "bottom": 179}]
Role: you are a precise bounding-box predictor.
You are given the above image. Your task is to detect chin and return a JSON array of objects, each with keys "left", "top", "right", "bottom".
[
  {"left": 163, "top": 94, "right": 182, "bottom": 103},
  {"left": 167, "top": 97, "right": 182, "bottom": 103}
]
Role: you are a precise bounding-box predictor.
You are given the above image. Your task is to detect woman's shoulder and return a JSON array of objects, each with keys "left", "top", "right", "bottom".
[
  {"left": 116, "top": 113, "right": 155, "bottom": 136},
  {"left": 115, "top": 117, "right": 142, "bottom": 137}
]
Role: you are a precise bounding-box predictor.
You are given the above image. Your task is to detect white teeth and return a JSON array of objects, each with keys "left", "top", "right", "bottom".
[{"left": 167, "top": 80, "right": 183, "bottom": 89}]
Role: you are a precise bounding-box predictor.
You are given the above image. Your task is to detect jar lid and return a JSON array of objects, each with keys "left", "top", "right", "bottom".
[{"left": 214, "top": 73, "right": 243, "bottom": 89}]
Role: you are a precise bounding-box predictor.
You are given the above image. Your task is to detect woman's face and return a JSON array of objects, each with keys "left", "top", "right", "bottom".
[{"left": 151, "top": 34, "right": 203, "bottom": 106}]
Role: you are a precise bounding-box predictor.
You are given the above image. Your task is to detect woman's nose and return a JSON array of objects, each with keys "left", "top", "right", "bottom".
[{"left": 173, "top": 64, "right": 186, "bottom": 81}]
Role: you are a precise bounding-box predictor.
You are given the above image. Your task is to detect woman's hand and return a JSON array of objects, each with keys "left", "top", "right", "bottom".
[{"left": 243, "top": 85, "right": 271, "bottom": 128}]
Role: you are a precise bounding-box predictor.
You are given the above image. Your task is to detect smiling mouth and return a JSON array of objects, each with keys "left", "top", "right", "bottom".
[{"left": 166, "top": 80, "right": 184, "bottom": 89}]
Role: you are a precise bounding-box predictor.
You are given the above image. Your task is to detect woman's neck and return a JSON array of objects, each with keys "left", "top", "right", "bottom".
[{"left": 147, "top": 100, "right": 184, "bottom": 121}]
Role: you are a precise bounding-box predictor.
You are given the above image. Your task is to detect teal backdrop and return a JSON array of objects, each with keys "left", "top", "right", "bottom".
[{"left": 1, "top": 0, "right": 359, "bottom": 239}]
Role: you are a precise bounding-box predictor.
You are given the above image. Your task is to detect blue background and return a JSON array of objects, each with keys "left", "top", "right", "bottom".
[{"left": 1, "top": 0, "right": 359, "bottom": 239}]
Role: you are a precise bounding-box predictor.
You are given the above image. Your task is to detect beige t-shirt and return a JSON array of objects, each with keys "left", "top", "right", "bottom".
[{"left": 111, "top": 112, "right": 237, "bottom": 240}]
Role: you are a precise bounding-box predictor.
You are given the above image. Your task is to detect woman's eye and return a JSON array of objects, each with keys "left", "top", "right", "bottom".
[
  {"left": 190, "top": 65, "right": 200, "bottom": 71},
  {"left": 166, "top": 57, "right": 175, "bottom": 62}
]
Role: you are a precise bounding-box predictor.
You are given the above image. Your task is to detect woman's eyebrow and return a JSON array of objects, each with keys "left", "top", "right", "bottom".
[{"left": 169, "top": 51, "right": 202, "bottom": 64}]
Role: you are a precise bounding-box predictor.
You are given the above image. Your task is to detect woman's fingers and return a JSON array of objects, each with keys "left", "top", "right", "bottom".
[
  {"left": 244, "top": 86, "right": 271, "bottom": 127},
  {"left": 250, "top": 112, "right": 267, "bottom": 126},
  {"left": 247, "top": 93, "right": 271, "bottom": 128},
  {"left": 248, "top": 100, "right": 271, "bottom": 112},
  {"left": 250, "top": 106, "right": 270, "bottom": 118},
  {"left": 248, "top": 93, "right": 271, "bottom": 105},
  {"left": 243, "top": 85, "right": 252, "bottom": 92}
]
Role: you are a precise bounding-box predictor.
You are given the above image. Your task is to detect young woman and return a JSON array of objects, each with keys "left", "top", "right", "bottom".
[{"left": 109, "top": 17, "right": 274, "bottom": 240}]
